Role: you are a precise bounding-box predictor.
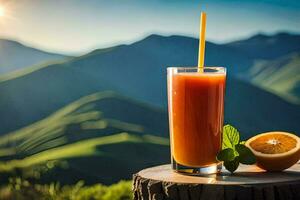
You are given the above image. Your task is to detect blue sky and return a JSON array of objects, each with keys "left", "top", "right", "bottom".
[{"left": 0, "top": 0, "right": 299, "bottom": 55}]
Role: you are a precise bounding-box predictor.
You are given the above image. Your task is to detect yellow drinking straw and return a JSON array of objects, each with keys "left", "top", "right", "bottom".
[{"left": 198, "top": 12, "right": 206, "bottom": 69}]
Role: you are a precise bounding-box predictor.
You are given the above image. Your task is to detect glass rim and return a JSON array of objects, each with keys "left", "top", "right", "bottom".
[
  {"left": 167, "top": 66, "right": 226, "bottom": 73},
  {"left": 167, "top": 66, "right": 225, "bottom": 70}
]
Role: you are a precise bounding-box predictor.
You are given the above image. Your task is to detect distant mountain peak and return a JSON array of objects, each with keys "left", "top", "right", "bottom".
[
  {"left": 0, "top": 38, "right": 70, "bottom": 74},
  {"left": 144, "top": 34, "right": 166, "bottom": 39},
  {"left": 0, "top": 38, "right": 30, "bottom": 50},
  {"left": 274, "top": 32, "right": 294, "bottom": 37},
  {"left": 248, "top": 33, "right": 268, "bottom": 40},
  {"left": 142, "top": 34, "right": 197, "bottom": 42},
  {"left": 226, "top": 31, "right": 300, "bottom": 59},
  {"left": 0, "top": 38, "right": 23, "bottom": 45},
  {"left": 247, "top": 32, "right": 297, "bottom": 41}
]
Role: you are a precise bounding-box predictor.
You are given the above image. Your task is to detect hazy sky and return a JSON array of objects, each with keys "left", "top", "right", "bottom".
[{"left": 0, "top": 0, "right": 299, "bottom": 55}]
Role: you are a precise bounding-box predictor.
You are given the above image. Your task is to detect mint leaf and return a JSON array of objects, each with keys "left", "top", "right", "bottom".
[
  {"left": 222, "top": 125, "right": 240, "bottom": 149},
  {"left": 224, "top": 157, "right": 239, "bottom": 173},
  {"left": 217, "top": 125, "right": 258, "bottom": 173},
  {"left": 217, "top": 148, "right": 235, "bottom": 162},
  {"left": 235, "top": 144, "right": 256, "bottom": 165}
]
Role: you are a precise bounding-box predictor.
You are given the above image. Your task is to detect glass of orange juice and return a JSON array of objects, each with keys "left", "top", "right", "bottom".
[{"left": 167, "top": 66, "right": 226, "bottom": 175}]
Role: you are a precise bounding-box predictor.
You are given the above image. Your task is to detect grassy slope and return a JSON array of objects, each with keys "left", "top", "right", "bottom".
[
  {"left": 0, "top": 91, "right": 169, "bottom": 184},
  {"left": 225, "top": 76, "right": 300, "bottom": 138},
  {"left": 228, "top": 33, "right": 300, "bottom": 104},
  {"left": 0, "top": 133, "right": 168, "bottom": 171},
  {"left": 0, "top": 60, "right": 116, "bottom": 134},
  {"left": 246, "top": 53, "right": 300, "bottom": 104}
]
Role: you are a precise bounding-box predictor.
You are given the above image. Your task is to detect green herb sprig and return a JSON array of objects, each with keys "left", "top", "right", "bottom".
[{"left": 217, "top": 125, "right": 256, "bottom": 173}]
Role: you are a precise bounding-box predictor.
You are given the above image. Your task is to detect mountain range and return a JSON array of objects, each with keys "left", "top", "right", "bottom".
[
  {"left": 0, "top": 32, "right": 299, "bottom": 184},
  {"left": 226, "top": 32, "right": 300, "bottom": 60},
  {"left": 0, "top": 39, "right": 71, "bottom": 74},
  {"left": 0, "top": 33, "right": 299, "bottom": 135}
]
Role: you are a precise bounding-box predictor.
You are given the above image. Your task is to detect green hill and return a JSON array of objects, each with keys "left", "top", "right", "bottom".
[
  {"left": 225, "top": 75, "right": 300, "bottom": 137},
  {"left": 245, "top": 53, "right": 300, "bottom": 104},
  {"left": 0, "top": 60, "right": 116, "bottom": 134},
  {"left": 0, "top": 91, "right": 169, "bottom": 184}
]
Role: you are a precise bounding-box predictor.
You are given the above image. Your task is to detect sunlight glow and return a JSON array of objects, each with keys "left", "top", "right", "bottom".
[{"left": 0, "top": 6, "right": 4, "bottom": 17}]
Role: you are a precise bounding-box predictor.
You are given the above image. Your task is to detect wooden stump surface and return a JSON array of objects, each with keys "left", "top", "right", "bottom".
[{"left": 133, "top": 164, "right": 300, "bottom": 200}]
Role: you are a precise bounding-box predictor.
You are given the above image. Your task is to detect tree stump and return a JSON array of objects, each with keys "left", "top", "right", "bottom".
[{"left": 132, "top": 164, "right": 300, "bottom": 200}]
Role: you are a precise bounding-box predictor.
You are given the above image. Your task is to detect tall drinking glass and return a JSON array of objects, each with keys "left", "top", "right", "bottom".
[{"left": 167, "top": 67, "right": 226, "bottom": 175}]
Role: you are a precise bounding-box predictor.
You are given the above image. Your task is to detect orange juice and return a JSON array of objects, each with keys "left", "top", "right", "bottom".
[{"left": 168, "top": 68, "right": 226, "bottom": 168}]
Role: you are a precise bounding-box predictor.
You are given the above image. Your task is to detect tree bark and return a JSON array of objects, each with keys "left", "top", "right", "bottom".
[{"left": 133, "top": 164, "right": 300, "bottom": 200}]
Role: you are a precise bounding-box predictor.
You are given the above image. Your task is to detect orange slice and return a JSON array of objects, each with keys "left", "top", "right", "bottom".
[{"left": 245, "top": 132, "right": 300, "bottom": 171}]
